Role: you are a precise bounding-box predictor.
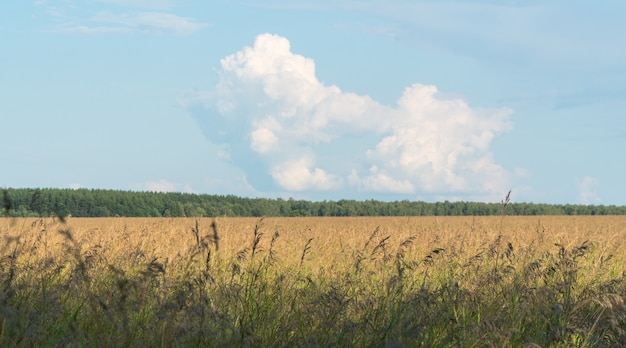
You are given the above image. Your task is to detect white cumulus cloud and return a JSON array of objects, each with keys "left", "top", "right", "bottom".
[
  {"left": 251, "top": 127, "right": 279, "bottom": 154},
  {"left": 189, "top": 33, "right": 513, "bottom": 199},
  {"left": 577, "top": 176, "right": 600, "bottom": 204},
  {"left": 272, "top": 157, "right": 342, "bottom": 191},
  {"left": 144, "top": 179, "right": 192, "bottom": 193},
  {"left": 352, "top": 168, "right": 415, "bottom": 193},
  {"left": 68, "top": 183, "right": 83, "bottom": 190}
]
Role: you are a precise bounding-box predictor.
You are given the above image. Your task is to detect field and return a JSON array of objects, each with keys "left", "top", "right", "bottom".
[{"left": 1, "top": 216, "right": 626, "bottom": 347}]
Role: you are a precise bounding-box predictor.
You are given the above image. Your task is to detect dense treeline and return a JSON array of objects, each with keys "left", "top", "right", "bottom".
[{"left": 2, "top": 188, "right": 626, "bottom": 218}]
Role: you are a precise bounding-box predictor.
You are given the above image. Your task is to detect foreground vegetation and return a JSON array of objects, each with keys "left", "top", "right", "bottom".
[
  {"left": 1, "top": 216, "right": 626, "bottom": 346},
  {"left": 4, "top": 188, "right": 626, "bottom": 217}
]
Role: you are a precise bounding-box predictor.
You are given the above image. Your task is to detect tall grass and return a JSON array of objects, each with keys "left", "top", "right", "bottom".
[{"left": 1, "top": 216, "right": 626, "bottom": 346}]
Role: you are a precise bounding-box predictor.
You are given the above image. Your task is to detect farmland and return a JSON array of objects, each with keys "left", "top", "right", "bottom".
[{"left": 1, "top": 216, "right": 626, "bottom": 346}]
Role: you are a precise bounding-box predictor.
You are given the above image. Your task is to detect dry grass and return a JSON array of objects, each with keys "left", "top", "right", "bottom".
[{"left": 1, "top": 215, "right": 626, "bottom": 346}]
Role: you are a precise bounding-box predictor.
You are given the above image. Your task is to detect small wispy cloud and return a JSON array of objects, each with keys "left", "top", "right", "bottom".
[
  {"left": 96, "top": 0, "right": 176, "bottom": 10},
  {"left": 36, "top": 0, "right": 209, "bottom": 35},
  {"left": 177, "top": 89, "right": 212, "bottom": 108},
  {"left": 92, "top": 11, "right": 209, "bottom": 35},
  {"left": 55, "top": 25, "right": 130, "bottom": 34}
]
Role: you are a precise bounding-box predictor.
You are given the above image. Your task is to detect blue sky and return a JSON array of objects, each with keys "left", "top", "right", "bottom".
[{"left": 2, "top": 1, "right": 625, "bottom": 204}]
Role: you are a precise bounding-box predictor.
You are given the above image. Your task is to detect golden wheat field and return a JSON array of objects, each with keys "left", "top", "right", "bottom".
[
  {"left": 2, "top": 215, "right": 626, "bottom": 347},
  {"left": 4, "top": 215, "right": 625, "bottom": 267}
]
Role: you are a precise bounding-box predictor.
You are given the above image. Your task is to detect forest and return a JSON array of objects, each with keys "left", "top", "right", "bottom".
[{"left": 2, "top": 188, "right": 626, "bottom": 218}]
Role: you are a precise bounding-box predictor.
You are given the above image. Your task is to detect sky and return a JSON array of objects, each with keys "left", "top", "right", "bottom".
[{"left": 2, "top": 1, "right": 625, "bottom": 204}]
